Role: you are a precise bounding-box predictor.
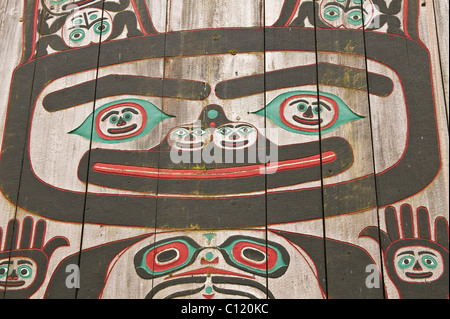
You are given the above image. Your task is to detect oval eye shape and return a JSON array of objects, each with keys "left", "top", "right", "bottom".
[
  {"left": 0, "top": 265, "right": 9, "bottom": 278},
  {"left": 324, "top": 6, "right": 341, "bottom": 21},
  {"left": 219, "top": 236, "right": 289, "bottom": 278},
  {"left": 347, "top": 10, "right": 363, "bottom": 26},
  {"left": 18, "top": 265, "right": 33, "bottom": 279},
  {"left": 252, "top": 90, "right": 364, "bottom": 135},
  {"left": 421, "top": 255, "right": 438, "bottom": 269},
  {"left": 398, "top": 256, "right": 415, "bottom": 269},
  {"left": 69, "top": 29, "right": 85, "bottom": 43},
  {"left": 134, "top": 237, "right": 200, "bottom": 279},
  {"left": 69, "top": 98, "right": 174, "bottom": 144}
]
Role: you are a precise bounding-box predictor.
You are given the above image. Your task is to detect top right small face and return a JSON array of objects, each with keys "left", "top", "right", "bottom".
[{"left": 319, "top": 0, "right": 375, "bottom": 29}]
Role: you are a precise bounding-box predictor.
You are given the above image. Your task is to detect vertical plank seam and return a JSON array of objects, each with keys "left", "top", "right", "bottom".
[
  {"left": 311, "top": 0, "right": 328, "bottom": 299},
  {"left": 360, "top": 1, "right": 387, "bottom": 299},
  {"left": 75, "top": 0, "right": 106, "bottom": 300}
]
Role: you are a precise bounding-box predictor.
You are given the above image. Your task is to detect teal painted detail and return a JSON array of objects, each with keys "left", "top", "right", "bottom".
[
  {"left": 422, "top": 255, "right": 438, "bottom": 269},
  {"left": 220, "top": 239, "right": 287, "bottom": 275},
  {"left": 207, "top": 109, "right": 219, "bottom": 119},
  {"left": 203, "top": 233, "right": 216, "bottom": 244},
  {"left": 69, "top": 98, "right": 174, "bottom": 143},
  {"left": 205, "top": 286, "right": 213, "bottom": 294},
  {"left": 136, "top": 239, "right": 198, "bottom": 277},
  {"left": 205, "top": 252, "right": 214, "bottom": 261},
  {"left": 398, "top": 256, "right": 415, "bottom": 269},
  {"left": 252, "top": 90, "right": 364, "bottom": 135}
]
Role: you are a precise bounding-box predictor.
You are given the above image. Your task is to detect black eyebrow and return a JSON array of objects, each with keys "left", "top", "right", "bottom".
[
  {"left": 43, "top": 75, "right": 211, "bottom": 112},
  {"left": 215, "top": 63, "right": 394, "bottom": 99},
  {"left": 121, "top": 108, "right": 139, "bottom": 114},
  {"left": 101, "top": 111, "right": 119, "bottom": 122},
  {"left": 18, "top": 260, "right": 33, "bottom": 265},
  {"left": 0, "top": 261, "right": 12, "bottom": 265},
  {"left": 418, "top": 251, "right": 437, "bottom": 256},
  {"left": 324, "top": 2, "right": 367, "bottom": 13},
  {"left": 397, "top": 251, "right": 415, "bottom": 256},
  {"left": 289, "top": 99, "right": 309, "bottom": 106},
  {"left": 235, "top": 124, "right": 252, "bottom": 128}
]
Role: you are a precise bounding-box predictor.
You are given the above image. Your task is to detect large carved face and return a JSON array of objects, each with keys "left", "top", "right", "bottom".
[
  {"left": 0, "top": 0, "right": 438, "bottom": 229},
  {"left": 98, "top": 230, "right": 324, "bottom": 299},
  {"left": 0, "top": 257, "right": 38, "bottom": 291}
]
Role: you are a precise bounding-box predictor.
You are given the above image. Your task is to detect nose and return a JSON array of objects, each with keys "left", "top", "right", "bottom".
[
  {"left": 7, "top": 270, "right": 18, "bottom": 280},
  {"left": 413, "top": 261, "right": 423, "bottom": 271},
  {"left": 184, "top": 134, "right": 195, "bottom": 141},
  {"left": 201, "top": 251, "right": 219, "bottom": 265},
  {"left": 230, "top": 133, "right": 239, "bottom": 140},
  {"left": 302, "top": 106, "right": 314, "bottom": 118},
  {"left": 116, "top": 117, "right": 127, "bottom": 126}
]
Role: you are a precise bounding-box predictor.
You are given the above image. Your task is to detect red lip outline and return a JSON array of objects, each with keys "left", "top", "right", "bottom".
[{"left": 92, "top": 151, "right": 337, "bottom": 180}]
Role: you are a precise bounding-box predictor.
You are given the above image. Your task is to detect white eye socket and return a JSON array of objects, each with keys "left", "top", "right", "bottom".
[
  {"left": 237, "top": 126, "right": 254, "bottom": 135},
  {"left": 171, "top": 129, "right": 189, "bottom": 137},
  {"left": 217, "top": 127, "right": 232, "bottom": 136},
  {"left": 192, "top": 128, "right": 207, "bottom": 136}
]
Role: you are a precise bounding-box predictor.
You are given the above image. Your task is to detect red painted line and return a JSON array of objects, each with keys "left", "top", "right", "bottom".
[{"left": 92, "top": 151, "right": 336, "bottom": 180}]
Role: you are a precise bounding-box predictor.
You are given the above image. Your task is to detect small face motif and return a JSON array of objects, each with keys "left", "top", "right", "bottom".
[
  {"left": 280, "top": 94, "right": 338, "bottom": 132},
  {"left": 0, "top": 257, "right": 37, "bottom": 291},
  {"left": 62, "top": 8, "right": 113, "bottom": 47},
  {"left": 394, "top": 246, "right": 445, "bottom": 283},
  {"left": 319, "top": 0, "right": 375, "bottom": 29},
  {"left": 96, "top": 103, "right": 146, "bottom": 140},
  {"left": 168, "top": 125, "right": 212, "bottom": 151},
  {"left": 213, "top": 123, "right": 258, "bottom": 150}
]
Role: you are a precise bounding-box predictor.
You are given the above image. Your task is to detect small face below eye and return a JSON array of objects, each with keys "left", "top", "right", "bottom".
[
  {"left": 213, "top": 122, "right": 258, "bottom": 150},
  {"left": 168, "top": 124, "right": 212, "bottom": 151},
  {"left": 394, "top": 246, "right": 445, "bottom": 283}
]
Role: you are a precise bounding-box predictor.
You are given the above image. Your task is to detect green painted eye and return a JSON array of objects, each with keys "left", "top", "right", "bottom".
[
  {"left": 93, "top": 21, "right": 110, "bottom": 35},
  {"left": 217, "top": 127, "right": 232, "bottom": 136},
  {"left": 297, "top": 103, "right": 308, "bottom": 112},
  {"left": 122, "top": 112, "right": 133, "bottom": 121},
  {"left": 192, "top": 128, "right": 207, "bottom": 136},
  {"left": 109, "top": 115, "right": 119, "bottom": 124},
  {"left": 73, "top": 19, "right": 83, "bottom": 25},
  {"left": 324, "top": 6, "right": 341, "bottom": 21},
  {"left": 0, "top": 265, "right": 9, "bottom": 278},
  {"left": 422, "top": 255, "right": 438, "bottom": 269},
  {"left": 69, "top": 99, "right": 174, "bottom": 144},
  {"left": 313, "top": 105, "right": 323, "bottom": 114},
  {"left": 18, "top": 265, "right": 33, "bottom": 279},
  {"left": 89, "top": 14, "right": 99, "bottom": 20},
  {"left": 69, "top": 29, "right": 85, "bottom": 43},
  {"left": 347, "top": 10, "right": 364, "bottom": 25},
  {"left": 171, "top": 129, "right": 189, "bottom": 137},
  {"left": 252, "top": 90, "right": 364, "bottom": 135},
  {"left": 237, "top": 126, "right": 254, "bottom": 135},
  {"left": 398, "top": 256, "right": 415, "bottom": 269}
]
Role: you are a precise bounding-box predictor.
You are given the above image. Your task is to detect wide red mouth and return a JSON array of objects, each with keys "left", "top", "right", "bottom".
[
  {"left": 0, "top": 280, "right": 25, "bottom": 287},
  {"left": 92, "top": 151, "right": 336, "bottom": 180},
  {"left": 405, "top": 272, "right": 433, "bottom": 279},
  {"left": 107, "top": 124, "right": 138, "bottom": 134},
  {"left": 292, "top": 115, "right": 321, "bottom": 126}
]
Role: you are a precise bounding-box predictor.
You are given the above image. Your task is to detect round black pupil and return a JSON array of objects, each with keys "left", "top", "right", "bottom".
[
  {"left": 0, "top": 268, "right": 6, "bottom": 275},
  {"left": 20, "top": 268, "right": 28, "bottom": 275}
]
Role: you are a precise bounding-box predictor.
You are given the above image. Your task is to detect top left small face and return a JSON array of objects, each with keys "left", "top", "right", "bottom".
[{"left": 62, "top": 8, "right": 113, "bottom": 47}]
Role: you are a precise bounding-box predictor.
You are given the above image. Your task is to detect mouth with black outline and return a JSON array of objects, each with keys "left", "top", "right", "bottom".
[
  {"left": 78, "top": 134, "right": 353, "bottom": 196},
  {"left": 0, "top": 280, "right": 26, "bottom": 287},
  {"left": 405, "top": 272, "right": 433, "bottom": 279},
  {"left": 221, "top": 140, "right": 249, "bottom": 148},
  {"left": 292, "top": 115, "right": 322, "bottom": 126},
  {"left": 107, "top": 124, "right": 138, "bottom": 135},
  {"left": 176, "top": 141, "right": 204, "bottom": 149}
]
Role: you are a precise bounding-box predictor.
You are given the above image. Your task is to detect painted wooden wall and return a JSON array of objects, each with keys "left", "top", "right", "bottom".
[{"left": 0, "top": 0, "right": 448, "bottom": 299}]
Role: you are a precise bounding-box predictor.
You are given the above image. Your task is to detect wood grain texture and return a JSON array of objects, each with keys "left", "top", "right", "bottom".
[{"left": 0, "top": 0, "right": 448, "bottom": 300}]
